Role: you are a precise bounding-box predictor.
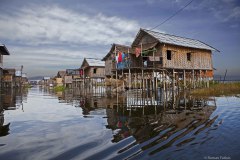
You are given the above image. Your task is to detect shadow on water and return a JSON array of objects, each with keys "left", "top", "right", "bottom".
[
  {"left": 0, "top": 88, "right": 28, "bottom": 137},
  {"left": 52, "top": 87, "right": 219, "bottom": 159}
]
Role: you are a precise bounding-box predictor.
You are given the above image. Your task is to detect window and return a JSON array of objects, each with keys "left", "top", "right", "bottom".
[
  {"left": 187, "top": 53, "right": 191, "bottom": 61},
  {"left": 159, "top": 57, "right": 163, "bottom": 64},
  {"left": 93, "top": 68, "right": 97, "bottom": 74},
  {"left": 167, "top": 50, "right": 171, "bottom": 60}
]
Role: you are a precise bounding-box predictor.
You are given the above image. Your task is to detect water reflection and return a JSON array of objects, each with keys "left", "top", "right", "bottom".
[
  {"left": 1, "top": 86, "right": 239, "bottom": 160},
  {"left": 0, "top": 88, "right": 28, "bottom": 137},
  {"left": 55, "top": 88, "right": 218, "bottom": 158}
]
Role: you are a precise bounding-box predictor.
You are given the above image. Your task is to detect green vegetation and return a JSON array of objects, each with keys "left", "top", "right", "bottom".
[
  {"left": 53, "top": 86, "right": 65, "bottom": 92},
  {"left": 24, "top": 84, "right": 32, "bottom": 88},
  {"left": 191, "top": 82, "right": 240, "bottom": 97}
]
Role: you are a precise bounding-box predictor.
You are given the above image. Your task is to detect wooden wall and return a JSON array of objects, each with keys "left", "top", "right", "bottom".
[
  {"left": 85, "top": 67, "right": 105, "bottom": 78},
  {"left": 105, "top": 56, "right": 113, "bottom": 76},
  {"left": 162, "top": 44, "right": 213, "bottom": 70}
]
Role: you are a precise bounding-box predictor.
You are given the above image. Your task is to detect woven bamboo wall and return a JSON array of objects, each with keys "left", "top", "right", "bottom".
[{"left": 162, "top": 44, "right": 213, "bottom": 70}]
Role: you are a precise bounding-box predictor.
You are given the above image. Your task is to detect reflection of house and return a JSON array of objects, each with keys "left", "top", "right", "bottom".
[
  {"left": 0, "top": 44, "right": 10, "bottom": 88},
  {"left": 0, "top": 88, "right": 26, "bottom": 137},
  {"left": 81, "top": 58, "right": 105, "bottom": 78},
  {"left": 105, "top": 96, "right": 217, "bottom": 149}
]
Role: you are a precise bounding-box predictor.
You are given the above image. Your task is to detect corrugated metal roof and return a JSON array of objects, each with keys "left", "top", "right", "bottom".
[
  {"left": 85, "top": 58, "right": 105, "bottom": 67},
  {"left": 141, "top": 29, "right": 219, "bottom": 52}
]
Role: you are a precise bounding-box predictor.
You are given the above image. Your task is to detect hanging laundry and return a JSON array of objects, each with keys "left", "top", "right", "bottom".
[
  {"left": 122, "top": 52, "right": 125, "bottom": 61},
  {"left": 118, "top": 52, "right": 122, "bottom": 62},
  {"left": 135, "top": 47, "right": 141, "bottom": 57}
]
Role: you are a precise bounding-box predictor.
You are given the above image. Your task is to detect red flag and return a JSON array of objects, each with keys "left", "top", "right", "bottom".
[{"left": 135, "top": 48, "right": 141, "bottom": 57}]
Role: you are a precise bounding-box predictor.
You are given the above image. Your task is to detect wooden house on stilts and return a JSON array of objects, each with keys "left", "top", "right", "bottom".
[
  {"left": 76, "top": 58, "right": 105, "bottom": 91},
  {"left": 0, "top": 44, "right": 10, "bottom": 88},
  {"left": 103, "top": 28, "right": 219, "bottom": 91},
  {"left": 130, "top": 28, "right": 219, "bottom": 89}
]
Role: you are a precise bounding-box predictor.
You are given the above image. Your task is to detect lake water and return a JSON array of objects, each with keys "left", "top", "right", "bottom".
[{"left": 0, "top": 86, "right": 240, "bottom": 160}]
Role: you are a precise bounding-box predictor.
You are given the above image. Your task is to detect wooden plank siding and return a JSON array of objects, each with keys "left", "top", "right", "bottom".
[
  {"left": 105, "top": 56, "right": 113, "bottom": 76},
  {"left": 81, "top": 58, "right": 105, "bottom": 78},
  {"left": 162, "top": 44, "right": 212, "bottom": 70},
  {"left": 84, "top": 67, "right": 105, "bottom": 78}
]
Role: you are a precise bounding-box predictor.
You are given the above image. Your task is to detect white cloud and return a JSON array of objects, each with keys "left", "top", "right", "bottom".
[
  {"left": 3, "top": 45, "right": 107, "bottom": 77},
  {"left": 0, "top": 5, "right": 140, "bottom": 46},
  {"left": 225, "top": 6, "right": 240, "bottom": 21},
  {"left": 0, "top": 5, "right": 141, "bottom": 76}
]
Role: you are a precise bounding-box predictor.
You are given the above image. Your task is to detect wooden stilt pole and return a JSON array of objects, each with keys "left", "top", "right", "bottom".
[{"left": 183, "top": 69, "right": 186, "bottom": 90}]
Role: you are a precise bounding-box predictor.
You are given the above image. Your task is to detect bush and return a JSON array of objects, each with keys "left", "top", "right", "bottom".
[{"left": 53, "top": 86, "right": 65, "bottom": 92}]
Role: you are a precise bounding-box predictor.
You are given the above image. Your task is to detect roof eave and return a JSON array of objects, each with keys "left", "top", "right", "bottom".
[{"left": 0, "top": 45, "right": 10, "bottom": 55}]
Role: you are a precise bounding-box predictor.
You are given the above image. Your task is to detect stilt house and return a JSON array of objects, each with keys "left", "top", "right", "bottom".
[
  {"left": 0, "top": 44, "right": 10, "bottom": 88},
  {"left": 130, "top": 28, "right": 219, "bottom": 79},
  {"left": 2, "top": 69, "right": 16, "bottom": 88},
  {"left": 80, "top": 58, "right": 105, "bottom": 78},
  {"left": 102, "top": 44, "right": 131, "bottom": 78}
]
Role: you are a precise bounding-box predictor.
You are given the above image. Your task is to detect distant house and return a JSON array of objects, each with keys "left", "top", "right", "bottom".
[
  {"left": 130, "top": 28, "right": 219, "bottom": 79},
  {"left": 15, "top": 71, "right": 28, "bottom": 87},
  {"left": 57, "top": 71, "right": 66, "bottom": 78},
  {"left": 63, "top": 69, "right": 80, "bottom": 87},
  {"left": 42, "top": 77, "right": 54, "bottom": 87},
  {"left": 80, "top": 58, "right": 105, "bottom": 78},
  {"left": 0, "top": 44, "right": 10, "bottom": 88},
  {"left": 102, "top": 44, "right": 131, "bottom": 77},
  {"left": 55, "top": 71, "right": 66, "bottom": 86}
]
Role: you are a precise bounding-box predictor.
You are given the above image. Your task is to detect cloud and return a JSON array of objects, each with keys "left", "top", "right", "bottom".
[
  {"left": 3, "top": 45, "right": 107, "bottom": 76},
  {"left": 225, "top": 6, "right": 240, "bottom": 21},
  {"left": 0, "top": 5, "right": 140, "bottom": 46},
  {"left": 182, "top": 0, "right": 240, "bottom": 23},
  {"left": 0, "top": 4, "right": 141, "bottom": 76}
]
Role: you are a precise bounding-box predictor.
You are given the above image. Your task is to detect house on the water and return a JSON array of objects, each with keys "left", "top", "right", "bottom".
[
  {"left": 2, "top": 69, "right": 16, "bottom": 88},
  {"left": 0, "top": 44, "right": 10, "bottom": 88},
  {"left": 102, "top": 44, "right": 131, "bottom": 78},
  {"left": 80, "top": 58, "right": 105, "bottom": 78},
  {"left": 64, "top": 69, "right": 80, "bottom": 88},
  {"left": 108, "top": 28, "right": 219, "bottom": 89},
  {"left": 55, "top": 71, "right": 66, "bottom": 86}
]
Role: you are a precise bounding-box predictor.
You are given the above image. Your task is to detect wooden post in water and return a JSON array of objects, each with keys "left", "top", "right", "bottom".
[
  {"left": 192, "top": 70, "right": 195, "bottom": 89},
  {"left": 183, "top": 69, "right": 186, "bottom": 89},
  {"left": 128, "top": 68, "right": 131, "bottom": 89},
  {"left": 172, "top": 69, "right": 175, "bottom": 92}
]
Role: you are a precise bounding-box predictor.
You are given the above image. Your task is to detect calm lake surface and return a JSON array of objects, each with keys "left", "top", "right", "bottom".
[{"left": 0, "top": 86, "right": 240, "bottom": 160}]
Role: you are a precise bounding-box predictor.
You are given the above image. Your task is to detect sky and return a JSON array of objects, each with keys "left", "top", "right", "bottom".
[{"left": 0, "top": 0, "right": 239, "bottom": 77}]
